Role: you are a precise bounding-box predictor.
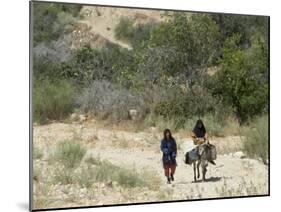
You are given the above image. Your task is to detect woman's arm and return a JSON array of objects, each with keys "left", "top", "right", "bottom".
[
  {"left": 174, "top": 139, "right": 177, "bottom": 156},
  {"left": 168, "top": 139, "right": 177, "bottom": 159},
  {"left": 160, "top": 140, "right": 168, "bottom": 154}
]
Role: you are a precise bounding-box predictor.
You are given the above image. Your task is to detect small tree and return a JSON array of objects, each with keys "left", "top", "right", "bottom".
[
  {"left": 149, "top": 13, "right": 220, "bottom": 78},
  {"left": 212, "top": 34, "right": 268, "bottom": 123}
]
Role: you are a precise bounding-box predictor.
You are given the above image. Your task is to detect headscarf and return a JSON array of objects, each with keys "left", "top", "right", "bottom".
[{"left": 192, "top": 119, "right": 206, "bottom": 138}]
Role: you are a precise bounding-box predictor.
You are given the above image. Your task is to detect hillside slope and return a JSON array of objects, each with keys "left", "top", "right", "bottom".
[{"left": 76, "top": 6, "right": 166, "bottom": 49}]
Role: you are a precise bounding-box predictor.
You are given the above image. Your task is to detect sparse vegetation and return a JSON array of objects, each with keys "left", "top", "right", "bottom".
[
  {"left": 114, "top": 17, "right": 134, "bottom": 42},
  {"left": 53, "top": 141, "right": 86, "bottom": 168},
  {"left": 76, "top": 80, "right": 145, "bottom": 121},
  {"left": 51, "top": 153, "right": 161, "bottom": 190},
  {"left": 34, "top": 80, "right": 75, "bottom": 124},
  {"left": 93, "top": 159, "right": 146, "bottom": 188},
  {"left": 215, "top": 178, "right": 266, "bottom": 197},
  {"left": 242, "top": 115, "right": 268, "bottom": 163},
  {"left": 85, "top": 156, "right": 101, "bottom": 165},
  {"left": 33, "top": 2, "right": 81, "bottom": 45},
  {"left": 75, "top": 166, "right": 96, "bottom": 188},
  {"left": 53, "top": 167, "right": 75, "bottom": 185},
  {"left": 115, "top": 17, "right": 156, "bottom": 47}
]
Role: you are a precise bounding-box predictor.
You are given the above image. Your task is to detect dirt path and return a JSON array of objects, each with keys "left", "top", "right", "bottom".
[
  {"left": 34, "top": 122, "right": 268, "bottom": 204},
  {"left": 86, "top": 146, "right": 268, "bottom": 199}
]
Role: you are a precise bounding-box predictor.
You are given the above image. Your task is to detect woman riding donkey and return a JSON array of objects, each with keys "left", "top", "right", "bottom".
[
  {"left": 160, "top": 129, "right": 177, "bottom": 184},
  {"left": 191, "top": 119, "right": 216, "bottom": 165}
]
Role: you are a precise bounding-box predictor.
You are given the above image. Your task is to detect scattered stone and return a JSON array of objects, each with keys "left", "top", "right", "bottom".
[
  {"left": 233, "top": 151, "right": 246, "bottom": 159},
  {"left": 106, "top": 181, "right": 113, "bottom": 187},
  {"left": 79, "top": 114, "right": 87, "bottom": 122},
  {"left": 149, "top": 127, "right": 157, "bottom": 132},
  {"left": 70, "top": 113, "right": 78, "bottom": 121},
  {"left": 135, "top": 137, "right": 143, "bottom": 142},
  {"left": 129, "top": 109, "right": 138, "bottom": 121}
]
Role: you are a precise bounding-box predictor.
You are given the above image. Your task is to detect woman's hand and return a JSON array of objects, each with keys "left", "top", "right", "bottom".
[
  {"left": 162, "top": 148, "right": 169, "bottom": 154},
  {"left": 204, "top": 133, "right": 209, "bottom": 139}
]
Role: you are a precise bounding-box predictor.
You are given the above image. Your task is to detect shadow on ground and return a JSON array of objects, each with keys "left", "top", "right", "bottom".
[{"left": 192, "top": 176, "right": 222, "bottom": 183}]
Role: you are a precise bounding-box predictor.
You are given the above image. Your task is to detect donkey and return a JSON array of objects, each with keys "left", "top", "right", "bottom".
[{"left": 185, "top": 142, "right": 216, "bottom": 182}]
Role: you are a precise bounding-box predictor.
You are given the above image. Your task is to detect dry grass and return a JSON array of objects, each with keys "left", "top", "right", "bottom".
[
  {"left": 242, "top": 115, "right": 268, "bottom": 163},
  {"left": 111, "top": 137, "right": 130, "bottom": 149},
  {"left": 53, "top": 140, "right": 86, "bottom": 168},
  {"left": 157, "top": 187, "right": 174, "bottom": 200},
  {"left": 215, "top": 178, "right": 267, "bottom": 197},
  {"left": 45, "top": 141, "right": 161, "bottom": 189}
]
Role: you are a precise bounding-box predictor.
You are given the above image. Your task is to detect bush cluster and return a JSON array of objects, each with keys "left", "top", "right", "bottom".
[
  {"left": 76, "top": 80, "right": 146, "bottom": 121},
  {"left": 33, "top": 80, "right": 75, "bottom": 124}
]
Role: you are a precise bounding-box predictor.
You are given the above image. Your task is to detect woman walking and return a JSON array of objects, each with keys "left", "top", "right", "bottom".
[{"left": 160, "top": 129, "right": 177, "bottom": 184}]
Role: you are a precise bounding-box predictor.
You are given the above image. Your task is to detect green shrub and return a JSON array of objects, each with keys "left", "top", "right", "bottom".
[
  {"left": 75, "top": 167, "right": 96, "bottom": 188},
  {"left": 76, "top": 80, "right": 145, "bottom": 121},
  {"left": 242, "top": 115, "right": 268, "bottom": 163},
  {"left": 63, "top": 45, "right": 133, "bottom": 86},
  {"left": 54, "top": 141, "right": 86, "bottom": 168},
  {"left": 148, "top": 86, "right": 230, "bottom": 131},
  {"left": 203, "top": 115, "right": 225, "bottom": 137},
  {"left": 114, "top": 17, "right": 156, "bottom": 47},
  {"left": 145, "top": 115, "right": 187, "bottom": 131},
  {"left": 212, "top": 34, "right": 268, "bottom": 123},
  {"left": 53, "top": 168, "right": 75, "bottom": 185},
  {"left": 145, "top": 113, "right": 237, "bottom": 137},
  {"left": 89, "top": 158, "right": 153, "bottom": 188},
  {"left": 85, "top": 156, "right": 101, "bottom": 165},
  {"left": 114, "top": 17, "right": 135, "bottom": 42},
  {"left": 34, "top": 80, "right": 75, "bottom": 124},
  {"left": 33, "top": 2, "right": 81, "bottom": 45},
  {"left": 33, "top": 56, "right": 63, "bottom": 81},
  {"left": 113, "top": 167, "right": 146, "bottom": 188},
  {"left": 52, "top": 153, "right": 161, "bottom": 189}
]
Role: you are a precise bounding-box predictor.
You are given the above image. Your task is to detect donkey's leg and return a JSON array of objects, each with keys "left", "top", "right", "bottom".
[
  {"left": 193, "top": 162, "right": 196, "bottom": 182},
  {"left": 197, "top": 160, "right": 201, "bottom": 180},
  {"left": 202, "top": 161, "right": 208, "bottom": 182}
]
